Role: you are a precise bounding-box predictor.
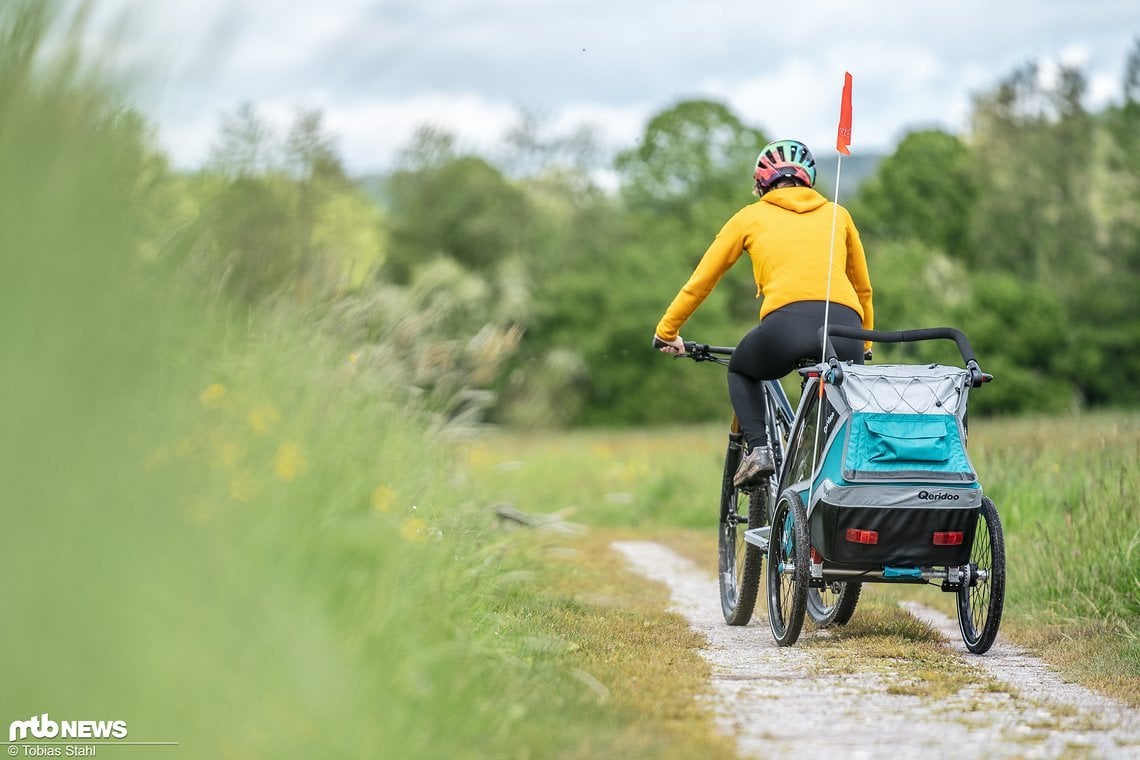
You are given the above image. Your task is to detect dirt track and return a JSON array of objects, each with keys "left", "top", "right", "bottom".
[{"left": 612, "top": 540, "right": 1140, "bottom": 759}]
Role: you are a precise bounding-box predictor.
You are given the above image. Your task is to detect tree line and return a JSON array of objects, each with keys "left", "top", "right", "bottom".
[{"left": 108, "top": 39, "right": 1140, "bottom": 425}]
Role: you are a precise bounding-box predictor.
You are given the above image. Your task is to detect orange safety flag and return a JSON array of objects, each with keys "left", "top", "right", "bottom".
[{"left": 836, "top": 71, "right": 853, "bottom": 155}]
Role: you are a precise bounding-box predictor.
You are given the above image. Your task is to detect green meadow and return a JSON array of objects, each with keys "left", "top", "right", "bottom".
[{"left": 463, "top": 414, "right": 1140, "bottom": 708}]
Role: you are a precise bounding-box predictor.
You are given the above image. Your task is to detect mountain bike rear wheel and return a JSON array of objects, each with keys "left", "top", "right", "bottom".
[{"left": 719, "top": 434, "right": 765, "bottom": 625}]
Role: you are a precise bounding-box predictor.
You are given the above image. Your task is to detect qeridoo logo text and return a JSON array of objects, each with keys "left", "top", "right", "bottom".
[
  {"left": 916, "top": 491, "right": 960, "bottom": 501},
  {"left": 8, "top": 714, "right": 128, "bottom": 742}
]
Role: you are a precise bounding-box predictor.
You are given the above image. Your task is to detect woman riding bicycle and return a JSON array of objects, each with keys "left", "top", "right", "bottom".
[{"left": 654, "top": 139, "right": 874, "bottom": 487}]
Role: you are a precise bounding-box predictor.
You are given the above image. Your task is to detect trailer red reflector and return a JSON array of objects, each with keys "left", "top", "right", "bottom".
[
  {"left": 845, "top": 528, "right": 878, "bottom": 545},
  {"left": 933, "top": 531, "right": 964, "bottom": 546}
]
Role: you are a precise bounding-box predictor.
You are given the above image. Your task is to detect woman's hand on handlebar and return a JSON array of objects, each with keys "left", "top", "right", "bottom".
[{"left": 653, "top": 333, "right": 687, "bottom": 356}]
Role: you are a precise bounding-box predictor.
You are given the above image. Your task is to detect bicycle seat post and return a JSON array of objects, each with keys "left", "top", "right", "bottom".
[{"left": 794, "top": 356, "right": 818, "bottom": 392}]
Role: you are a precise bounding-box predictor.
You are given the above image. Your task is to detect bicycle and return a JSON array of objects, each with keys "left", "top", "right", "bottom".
[
  {"left": 657, "top": 325, "right": 1005, "bottom": 653},
  {"left": 665, "top": 341, "right": 842, "bottom": 627}
]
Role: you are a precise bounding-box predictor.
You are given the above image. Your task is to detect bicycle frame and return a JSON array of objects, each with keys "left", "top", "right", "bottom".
[
  {"left": 740, "top": 377, "right": 801, "bottom": 553},
  {"left": 663, "top": 340, "right": 799, "bottom": 550},
  {"left": 764, "top": 379, "right": 796, "bottom": 427}
]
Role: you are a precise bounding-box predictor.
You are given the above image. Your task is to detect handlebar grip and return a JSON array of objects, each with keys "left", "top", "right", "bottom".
[{"left": 653, "top": 336, "right": 698, "bottom": 355}]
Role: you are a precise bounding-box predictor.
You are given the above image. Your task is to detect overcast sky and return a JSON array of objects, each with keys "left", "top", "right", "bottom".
[{"left": 99, "top": 1, "right": 1139, "bottom": 174}]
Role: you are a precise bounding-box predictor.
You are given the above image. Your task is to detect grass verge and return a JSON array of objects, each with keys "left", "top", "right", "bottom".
[{"left": 483, "top": 526, "right": 740, "bottom": 758}]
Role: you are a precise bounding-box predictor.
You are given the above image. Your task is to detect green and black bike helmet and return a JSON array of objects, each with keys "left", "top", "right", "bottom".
[{"left": 753, "top": 139, "right": 816, "bottom": 195}]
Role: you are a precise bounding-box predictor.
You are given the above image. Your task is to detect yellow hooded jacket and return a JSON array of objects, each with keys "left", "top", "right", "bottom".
[{"left": 655, "top": 186, "right": 874, "bottom": 349}]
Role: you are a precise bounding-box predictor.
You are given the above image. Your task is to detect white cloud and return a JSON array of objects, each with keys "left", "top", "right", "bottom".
[
  {"left": 1058, "top": 44, "right": 1092, "bottom": 70},
  {"left": 159, "top": 93, "right": 657, "bottom": 173},
  {"left": 323, "top": 94, "right": 520, "bottom": 170},
  {"left": 101, "top": 0, "right": 1140, "bottom": 172},
  {"left": 1087, "top": 73, "right": 1121, "bottom": 111}
]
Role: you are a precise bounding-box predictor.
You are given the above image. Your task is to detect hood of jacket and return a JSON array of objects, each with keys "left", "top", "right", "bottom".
[{"left": 760, "top": 186, "right": 828, "bottom": 213}]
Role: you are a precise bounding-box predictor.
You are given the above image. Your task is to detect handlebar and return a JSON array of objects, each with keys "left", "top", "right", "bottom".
[
  {"left": 820, "top": 325, "right": 992, "bottom": 387},
  {"left": 656, "top": 328, "right": 992, "bottom": 388},
  {"left": 652, "top": 336, "right": 734, "bottom": 365}
]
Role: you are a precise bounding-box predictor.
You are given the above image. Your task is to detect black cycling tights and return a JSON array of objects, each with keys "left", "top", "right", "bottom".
[{"left": 728, "top": 301, "right": 864, "bottom": 450}]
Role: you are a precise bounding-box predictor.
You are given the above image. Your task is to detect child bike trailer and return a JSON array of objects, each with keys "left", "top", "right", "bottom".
[{"left": 767, "top": 326, "right": 1004, "bottom": 654}]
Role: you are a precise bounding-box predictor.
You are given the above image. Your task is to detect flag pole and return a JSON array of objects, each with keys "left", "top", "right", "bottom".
[
  {"left": 807, "top": 71, "right": 853, "bottom": 520},
  {"left": 821, "top": 71, "right": 853, "bottom": 361}
]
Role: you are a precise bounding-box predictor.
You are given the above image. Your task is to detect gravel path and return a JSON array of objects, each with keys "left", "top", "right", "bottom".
[{"left": 611, "top": 540, "right": 1140, "bottom": 760}]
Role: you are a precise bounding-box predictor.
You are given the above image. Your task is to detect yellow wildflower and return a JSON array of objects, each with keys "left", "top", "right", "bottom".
[
  {"left": 466, "top": 444, "right": 491, "bottom": 467},
  {"left": 199, "top": 383, "right": 227, "bottom": 409},
  {"left": 348, "top": 352, "right": 359, "bottom": 365},
  {"left": 218, "top": 440, "right": 245, "bottom": 470},
  {"left": 400, "top": 516, "right": 429, "bottom": 544},
  {"left": 229, "top": 471, "right": 261, "bottom": 502},
  {"left": 274, "top": 441, "right": 307, "bottom": 482},
  {"left": 247, "top": 403, "right": 282, "bottom": 435},
  {"left": 371, "top": 485, "right": 398, "bottom": 513}
]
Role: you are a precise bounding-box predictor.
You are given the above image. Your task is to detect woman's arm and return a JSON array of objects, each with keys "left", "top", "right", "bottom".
[{"left": 654, "top": 214, "right": 746, "bottom": 340}]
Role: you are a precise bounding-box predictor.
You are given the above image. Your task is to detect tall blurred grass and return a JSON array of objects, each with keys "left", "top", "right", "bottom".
[{"left": 1, "top": 5, "right": 707, "bottom": 757}]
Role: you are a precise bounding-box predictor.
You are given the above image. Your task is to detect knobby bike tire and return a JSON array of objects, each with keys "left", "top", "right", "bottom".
[
  {"left": 957, "top": 496, "right": 1005, "bottom": 654},
  {"left": 719, "top": 436, "right": 766, "bottom": 625},
  {"left": 767, "top": 488, "right": 809, "bottom": 646},
  {"left": 806, "top": 581, "right": 862, "bottom": 627}
]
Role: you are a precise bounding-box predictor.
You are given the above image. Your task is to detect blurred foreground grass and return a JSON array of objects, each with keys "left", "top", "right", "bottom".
[
  {"left": 0, "top": 3, "right": 742, "bottom": 751},
  {"left": 0, "top": 5, "right": 734, "bottom": 757}
]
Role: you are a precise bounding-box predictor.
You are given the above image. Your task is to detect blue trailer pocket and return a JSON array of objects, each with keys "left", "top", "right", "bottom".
[
  {"left": 864, "top": 416, "right": 948, "bottom": 463},
  {"left": 844, "top": 413, "right": 975, "bottom": 483}
]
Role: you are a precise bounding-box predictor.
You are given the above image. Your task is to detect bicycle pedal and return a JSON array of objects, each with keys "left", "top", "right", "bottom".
[{"left": 738, "top": 478, "right": 771, "bottom": 494}]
